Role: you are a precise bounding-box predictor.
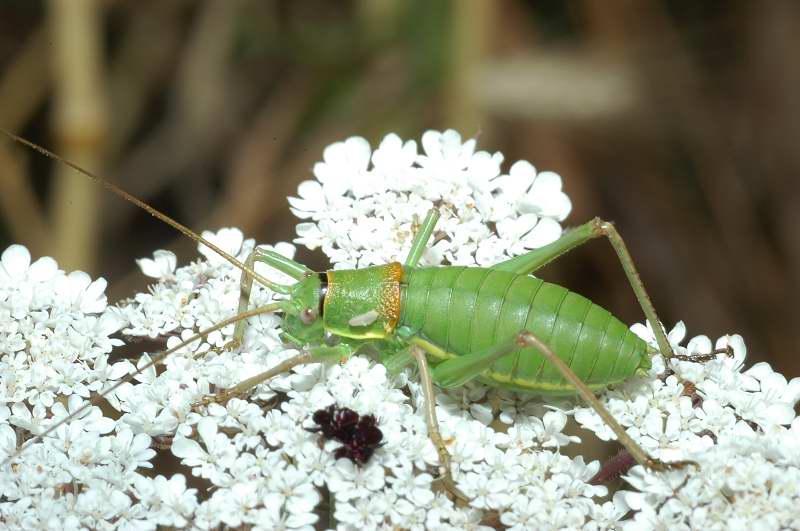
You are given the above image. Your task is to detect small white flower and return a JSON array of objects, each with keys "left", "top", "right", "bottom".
[
  {"left": 172, "top": 417, "right": 236, "bottom": 485},
  {"left": 326, "top": 459, "right": 386, "bottom": 501},
  {"left": 418, "top": 129, "right": 484, "bottom": 177},
  {"left": 333, "top": 492, "right": 390, "bottom": 529},
  {"left": 315, "top": 136, "right": 372, "bottom": 195},
  {"left": 53, "top": 271, "right": 108, "bottom": 314},
  {"left": 372, "top": 133, "right": 418, "bottom": 176},
  {"left": 460, "top": 472, "right": 512, "bottom": 510},
  {"left": 135, "top": 474, "right": 198, "bottom": 527},
  {"left": 530, "top": 409, "right": 580, "bottom": 447},
  {"left": 137, "top": 250, "right": 177, "bottom": 279},
  {"left": 198, "top": 227, "right": 246, "bottom": 266},
  {"left": 387, "top": 463, "right": 435, "bottom": 505},
  {"left": 0, "top": 244, "right": 58, "bottom": 284},
  {"left": 112, "top": 428, "right": 156, "bottom": 470},
  {"left": 264, "top": 465, "right": 321, "bottom": 515},
  {"left": 688, "top": 399, "right": 735, "bottom": 433}
]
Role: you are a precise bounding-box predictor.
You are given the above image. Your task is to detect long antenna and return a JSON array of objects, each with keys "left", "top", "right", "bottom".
[{"left": 0, "top": 127, "right": 289, "bottom": 293}]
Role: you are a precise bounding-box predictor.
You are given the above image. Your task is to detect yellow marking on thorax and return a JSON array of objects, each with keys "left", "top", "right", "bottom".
[
  {"left": 379, "top": 262, "right": 403, "bottom": 333},
  {"left": 323, "top": 270, "right": 333, "bottom": 314}
]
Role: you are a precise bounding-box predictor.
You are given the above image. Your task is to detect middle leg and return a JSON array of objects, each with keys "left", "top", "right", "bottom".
[{"left": 404, "top": 344, "right": 468, "bottom": 502}]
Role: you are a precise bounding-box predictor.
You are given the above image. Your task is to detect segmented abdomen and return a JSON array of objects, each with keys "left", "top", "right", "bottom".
[{"left": 399, "top": 267, "right": 650, "bottom": 395}]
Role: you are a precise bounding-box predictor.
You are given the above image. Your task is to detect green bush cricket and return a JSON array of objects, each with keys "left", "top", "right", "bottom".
[{"left": 2, "top": 129, "right": 720, "bottom": 500}]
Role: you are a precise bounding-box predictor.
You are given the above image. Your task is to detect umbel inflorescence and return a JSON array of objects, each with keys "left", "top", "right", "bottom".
[{"left": 0, "top": 130, "right": 798, "bottom": 529}]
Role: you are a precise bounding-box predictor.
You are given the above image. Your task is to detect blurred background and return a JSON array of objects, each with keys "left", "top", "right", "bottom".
[{"left": 0, "top": 0, "right": 797, "bottom": 381}]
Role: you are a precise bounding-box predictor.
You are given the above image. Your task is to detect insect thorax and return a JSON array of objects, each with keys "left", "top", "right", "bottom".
[{"left": 322, "top": 263, "right": 403, "bottom": 339}]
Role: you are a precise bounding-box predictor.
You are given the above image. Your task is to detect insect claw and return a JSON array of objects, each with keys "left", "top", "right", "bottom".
[
  {"left": 195, "top": 388, "right": 246, "bottom": 408},
  {"left": 671, "top": 345, "right": 734, "bottom": 364},
  {"left": 192, "top": 338, "right": 243, "bottom": 361},
  {"left": 720, "top": 344, "right": 735, "bottom": 358},
  {"left": 426, "top": 432, "right": 469, "bottom": 503},
  {"left": 432, "top": 472, "right": 469, "bottom": 504},
  {"left": 223, "top": 338, "right": 242, "bottom": 352}
]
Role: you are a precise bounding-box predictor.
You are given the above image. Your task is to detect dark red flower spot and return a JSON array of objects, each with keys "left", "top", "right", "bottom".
[{"left": 307, "top": 405, "right": 383, "bottom": 465}]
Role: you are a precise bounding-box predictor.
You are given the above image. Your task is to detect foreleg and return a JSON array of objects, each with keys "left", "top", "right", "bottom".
[
  {"left": 196, "top": 344, "right": 352, "bottom": 406},
  {"left": 231, "top": 247, "right": 313, "bottom": 346}
]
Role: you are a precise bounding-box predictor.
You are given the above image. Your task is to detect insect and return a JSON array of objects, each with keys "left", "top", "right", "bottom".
[{"left": 1, "top": 129, "right": 721, "bottom": 500}]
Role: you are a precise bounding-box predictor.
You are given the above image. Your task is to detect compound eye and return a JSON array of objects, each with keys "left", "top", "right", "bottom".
[{"left": 300, "top": 307, "right": 318, "bottom": 324}]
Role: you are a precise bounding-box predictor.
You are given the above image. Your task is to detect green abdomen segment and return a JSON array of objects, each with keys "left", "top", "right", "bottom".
[{"left": 399, "top": 267, "right": 650, "bottom": 395}]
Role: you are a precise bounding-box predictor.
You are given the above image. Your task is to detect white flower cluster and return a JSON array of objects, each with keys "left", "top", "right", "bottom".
[
  {"left": 290, "top": 129, "right": 571, "bottom": 268},
  {"left": 575, "top": 322, "right": 800, "bottom": 530},
  {"left": 0, "top": 130, "right": 797, "bottom": 530},
  {"left": 0, "top": 245, "right": 164, "bottom": 529}
]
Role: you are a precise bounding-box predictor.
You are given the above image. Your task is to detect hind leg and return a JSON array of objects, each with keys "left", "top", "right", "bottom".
[{"left": 493, "top": 218, "right": 677, "bottom": 362}]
